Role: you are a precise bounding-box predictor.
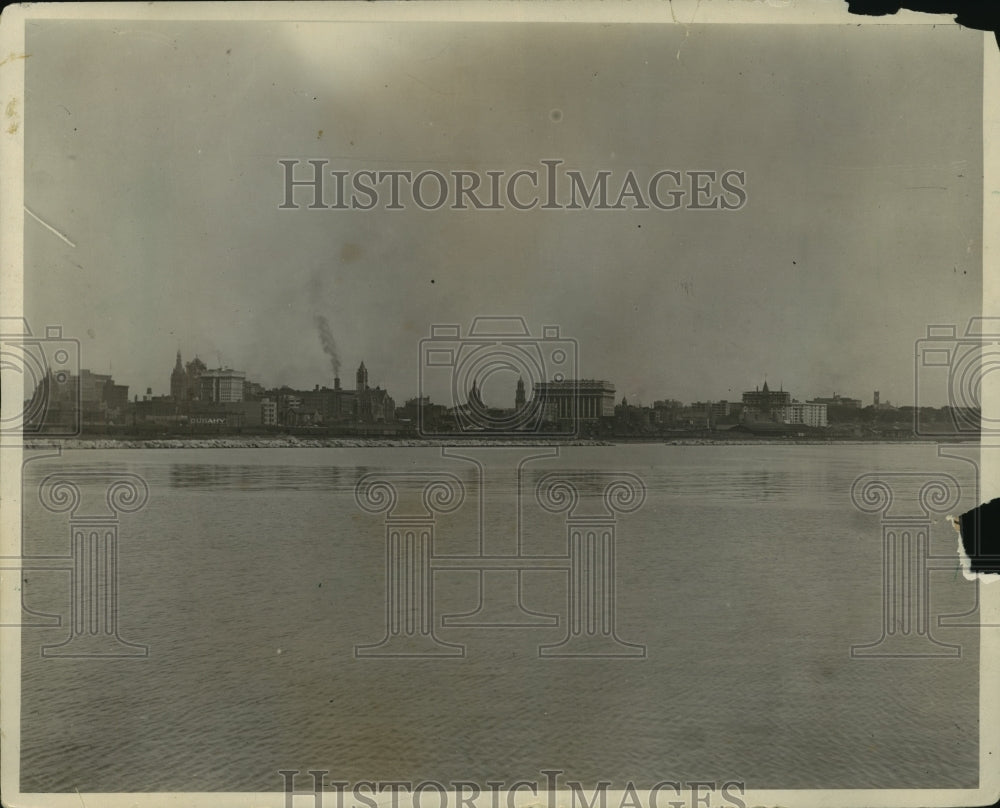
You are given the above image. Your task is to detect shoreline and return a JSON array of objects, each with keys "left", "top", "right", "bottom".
[{"left": 19, "top": 436, "right": 973, "bottom": 449}]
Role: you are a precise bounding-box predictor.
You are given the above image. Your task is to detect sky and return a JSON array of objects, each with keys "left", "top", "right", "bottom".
[{"left": 22, "top": 19, "right": 984, "bottom": 408}]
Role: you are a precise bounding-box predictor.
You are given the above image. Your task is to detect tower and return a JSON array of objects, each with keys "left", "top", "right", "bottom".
[
  {"left": 170, "top": 350, "right": 186, "bottom": 400},
  {"left": 185, "top": 355, "right": 206, "bottom": 401},
  {"left": 356, "top": 361, "right": 369, "bottom": 392},
  {"left": 469, "top": 379, "right": 484, "bottom": 409},
  {"left": 515, "top": 376, "right": 526, "bottom": 409},
  {"left": 874, "top": 390, "right": 880, "bottom": 408}
]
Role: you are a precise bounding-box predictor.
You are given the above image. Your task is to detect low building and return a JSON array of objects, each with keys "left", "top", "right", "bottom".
[
  {"left": 187, "top": 403, "right": 245, "bottom": 429},
  {"left": 243, "top": 380, "right": 266, "bottom": 401},
  {"left": 691, "top": 400, "right": 741, "bottom": 419},
  {"left": 132, "top": 395, "right": 185, "bottom": 425},
  {"left": 35, "top": 368, "right": 131, "bottom": 428},
  {"left": 232, "top": 400, "right": 263, "bottom": 427},
  {"left": 811, "top": 393, "right": 862, "bottom": 409}
]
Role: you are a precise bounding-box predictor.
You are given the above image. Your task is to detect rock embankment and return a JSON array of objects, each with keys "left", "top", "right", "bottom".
[{"left": 24, "top": 437, "right": 615, "bottom": 449}]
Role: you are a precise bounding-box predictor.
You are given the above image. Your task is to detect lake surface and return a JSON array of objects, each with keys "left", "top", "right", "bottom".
[{"left": 17, "top": 444, "right": 982, "bottom": 792}]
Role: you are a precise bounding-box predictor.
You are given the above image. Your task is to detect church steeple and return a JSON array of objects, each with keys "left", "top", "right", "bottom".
[
  {"left": 469, "top": 378, "right": 484, "bottom": 409},
  {"left": 356, "top": 361, "right": 368, "bottom": 392},
  {"left": 515, "top": 376, "right": 526, "bottom": 409},
  {"left": 170, "top": 350, "right": 186, "bottom": 400}
]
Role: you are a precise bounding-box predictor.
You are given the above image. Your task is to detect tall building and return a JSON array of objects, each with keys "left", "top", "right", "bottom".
[
  {"left": 169, "top": 352, "right": 207, "bottom": 401},
  {"left": 261, "top": 398, "right": 278, "bottom": 426},
  {"left": 778, "top": 401, "right": 828, "bottom": 428},
  {"left": 43, "top": 369, "right": 129, "bottom": 427},
  {"left": 742, "top": 380, "right": 791, "bottom": 420},
  {"left": 170, "top": 351, "right": 186, "bottom": 400},
  {"left": 515, "top": 377, "right": 526, "bottom": 410},
  {"left": 467, "top": 379, "right": 484, "bottom": 410},
  {"left": 199, "top": 368, "right": 246, "bottom": 403},
  {"left": 354, "top": 362, "right": 395, "bottom": 423},
  {"left": 293, "top": 361, "right": 394, "bottom": 424},
  {"left": 184, "top": 356, "right": 208, "bottom": 401}
]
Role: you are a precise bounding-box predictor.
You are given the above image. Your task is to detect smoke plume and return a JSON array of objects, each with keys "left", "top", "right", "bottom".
[{"left": 313, "top": 314, "right": 341, "bottom": 378}]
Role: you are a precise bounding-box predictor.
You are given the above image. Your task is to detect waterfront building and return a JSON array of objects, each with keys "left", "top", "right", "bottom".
[
  {"left": 742, "top": 380, "right": 791, "bottom": 420},
  {"left": 261, "top": 398, "right": 277, "bottom": 426},
  {"left": 36, "top": 369, "right": 130, "bottom": 428},
  {"left": 532, "top": 379, "right": 616, "bottom": 422},
  {"left": 778, "top": 401, "right": 829, "bottom": 428},
  {"left": 199, "top": 368, "right": 246, "bottom": 403},
  {"left": 243, "top": 380, "right": 265, "bottom": 401},
  {"left": 811, "top": 393, "right": 862, "bottom": 409},
  {"left": 169, "top": 352, "right": 208, "bottom": 401},
  {"left": 691, "top": 400, "right": 737, "bottom": 419},
  {"left": 170, "top": 351, "right": 186, "bottom": 400},
  {"left": 285, "top": 362, "right": 394, "bottom": 425}
]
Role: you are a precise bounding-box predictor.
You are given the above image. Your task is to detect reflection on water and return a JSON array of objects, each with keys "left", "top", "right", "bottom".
[
  {"left": 111, "top": 460, "right": 840, "bottom": 502},
  {"left": 168, "top": 463, "right": 373, "bottom": 491},
  {"left": 17, "top": 444, "right": 981, "bottom": 793}
]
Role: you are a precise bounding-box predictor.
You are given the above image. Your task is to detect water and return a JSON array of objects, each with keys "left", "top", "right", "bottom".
[{"left": 17, "top": 444, "right": 981, "bottom": 792}]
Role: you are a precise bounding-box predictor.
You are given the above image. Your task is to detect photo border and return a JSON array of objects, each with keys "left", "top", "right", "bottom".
[{"left": 1, "top": 2, "right": 997, "bottom": 807}]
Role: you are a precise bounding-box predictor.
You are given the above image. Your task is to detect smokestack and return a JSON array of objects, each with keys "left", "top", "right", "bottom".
[{"left": 334, "top": 377, "right": 341, "bottom": 390}]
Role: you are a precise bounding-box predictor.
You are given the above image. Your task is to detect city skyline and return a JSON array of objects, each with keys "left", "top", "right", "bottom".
[
  {"left": 75, "top": 341, "right": 916, "bottom": 412},
  {"left": 35, "top": 347, "right": 969, "bottom": 440},
  {"left": 22, "top": 22, "right": 982, "bottom": 409}
]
